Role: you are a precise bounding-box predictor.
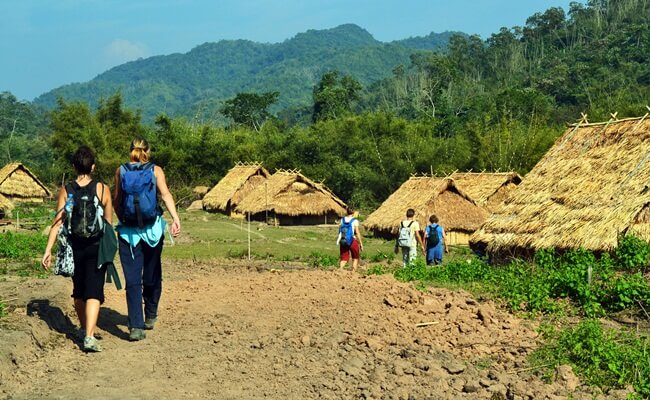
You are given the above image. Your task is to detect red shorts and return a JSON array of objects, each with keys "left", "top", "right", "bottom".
[{"left": 339, "top": 239, "right": 360, "bottom": 261}]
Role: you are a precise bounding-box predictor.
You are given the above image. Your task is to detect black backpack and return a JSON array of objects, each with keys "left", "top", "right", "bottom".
[
  {"left": 427, "top": 224, "right": 440, "bottom": 247},
  {"left": 65, "top": 181, "right": 104, "bottom": 240}
]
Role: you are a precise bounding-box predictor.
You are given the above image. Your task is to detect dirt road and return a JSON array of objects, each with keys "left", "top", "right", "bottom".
[{"left": 0, "top": 261, "right": 614, "bottom": 399}]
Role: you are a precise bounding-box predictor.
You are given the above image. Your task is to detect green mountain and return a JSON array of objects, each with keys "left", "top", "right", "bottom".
[{"left": 33, "top": 24, "right": 460, "bottom": 121}]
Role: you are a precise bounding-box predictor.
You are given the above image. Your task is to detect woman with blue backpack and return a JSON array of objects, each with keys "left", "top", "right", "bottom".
[
  {"left": 113, "top": 137, "right": 181, "bottom": 342},
  {"left": 337, "top": 206, "right": 363, "bottom": 272},
  {"left": 424, "top": 215, "right": 449, "bottom": 265}
]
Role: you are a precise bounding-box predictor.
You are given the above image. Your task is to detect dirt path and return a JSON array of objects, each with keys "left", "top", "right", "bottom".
[{"left": 0, "top": 262, "right": 612, "bottom": 399}]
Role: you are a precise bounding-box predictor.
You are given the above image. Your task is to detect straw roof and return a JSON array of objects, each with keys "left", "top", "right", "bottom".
[
  {"left": 235, "top": 170, "right": 347, "bottom": 217},
  {"left": 363, "top": 177, "right": 489, "bottom": 235},
  {"left": 0, "top": 163, "right": 51, "bottom": 199},
  {"left": 471, "top": 115, "right": 650, "bottom": 256},
  {"left": 0, "top": 192, "right": 13, "bottom": 213},
  {"left": 450, "top": 172, "right": 522, "bottom": 212},
  {"left": 202, "top": 163, "right": 270, "bottom": 212}
]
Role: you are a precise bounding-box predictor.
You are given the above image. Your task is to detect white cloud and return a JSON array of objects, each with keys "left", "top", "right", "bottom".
[{"left": 103, "top": 39, "right": 150, "bottom": 65}]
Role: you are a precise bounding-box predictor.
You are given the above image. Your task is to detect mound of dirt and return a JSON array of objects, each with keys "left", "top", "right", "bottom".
[{"left": 0, "top": 263, "right": 627, "bottom": 399}]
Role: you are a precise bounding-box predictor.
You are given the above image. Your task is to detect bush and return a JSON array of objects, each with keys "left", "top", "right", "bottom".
[
  {"left": 0, "top": 232, "right": 47, "bottom": 260},
  {"left": 532, "top": 320, "right": 650, "bottom": 397}
]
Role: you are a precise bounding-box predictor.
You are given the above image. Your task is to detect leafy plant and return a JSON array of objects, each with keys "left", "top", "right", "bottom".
[{"left": 306, "top": 252, "right": 338, "bottom": 269}]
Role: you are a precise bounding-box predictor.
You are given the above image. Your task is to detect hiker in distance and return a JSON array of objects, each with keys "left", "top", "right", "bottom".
[
  {"left": 424, "top": 214, "right": 449, "bottom": 265},
  {"left": 395, "top": 208, "right": 425, "bottom": 267},
  {"left": 42, "top": 146, "right": 113, "bottom": 353},
  {"left": 337, "top": 206, "right": 363, "bottom": 272},
  {"left": 114, "top": 137, "right": 181, "bottom": 342}
]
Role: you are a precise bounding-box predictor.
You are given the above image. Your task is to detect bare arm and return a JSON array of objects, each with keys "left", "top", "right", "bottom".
[
  {"left": 97, "top": 182, "right": 113, "bottom": 224},
  {"left": 154, "top": 165, "right": 181, "bottom": 236},
  {"left": 442, "top": 227, "right": 449, "bottom": 253},
  {"left": 41, "top": 187, "right": 67, "bottom": 270},
  {"left": 354, "top": 223, "right": 363, "bottom": 250}
]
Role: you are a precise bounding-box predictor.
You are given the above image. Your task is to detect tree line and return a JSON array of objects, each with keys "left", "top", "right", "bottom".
[{"left": 2, "top": 0, "right": 649, "bottom": 210}]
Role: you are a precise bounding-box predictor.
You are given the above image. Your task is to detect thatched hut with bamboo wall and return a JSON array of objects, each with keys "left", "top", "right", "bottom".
[
  {"left": 363, "top": 177, "right": 489, "bottom": 245},
  {"left": 470, "top": 114, "right": 650, "bottom": 260},
  {"left": 450, "top": 172, "right": 522, "bottom": 212},
  {"left": 0, "top": 163, "right": 51, "bottom": 203},
  {"left": 202, "top": 162, "right": 270, "bottom": 216},
  {"left": 235, "top": 170, "right": 347, "bottom": 225},
  {"left": 0, "top": 192, "right": 13, "bottom": 219}
]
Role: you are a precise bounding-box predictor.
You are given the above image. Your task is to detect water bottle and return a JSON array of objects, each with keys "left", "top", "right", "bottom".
[
  {"left": 65, "top": 193, "right": 74, "bottom": 214},
  {"left": 65, "top": 193, "right": 74, "bottom": 230}
]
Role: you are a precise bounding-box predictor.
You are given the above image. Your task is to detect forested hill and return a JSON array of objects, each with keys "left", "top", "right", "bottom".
[{"left": 33, "top": 24, "right": 459, "bottom": 121}]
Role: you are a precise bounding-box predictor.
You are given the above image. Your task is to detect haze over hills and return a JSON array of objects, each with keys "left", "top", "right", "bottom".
[{"left": 33, "top": 24, "right": 460, "bottom": 121}]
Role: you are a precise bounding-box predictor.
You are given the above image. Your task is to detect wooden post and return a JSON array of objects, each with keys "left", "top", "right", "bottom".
[
  {"left": 247, "top": 212, "right": 251, "bottom": 261},
  {"left": 16, "top": 211, "right": 19, "bottom": 231}
]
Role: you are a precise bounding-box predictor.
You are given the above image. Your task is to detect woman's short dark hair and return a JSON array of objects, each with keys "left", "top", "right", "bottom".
[
  {"left": 72, "top": 145, "right": 95, "bottom": 175},
  {"left": 429, "top": 215, "right": 439, "bottom": 223},
  {"left": 346, "top": 206, "right": 355, "bottom": 215}
]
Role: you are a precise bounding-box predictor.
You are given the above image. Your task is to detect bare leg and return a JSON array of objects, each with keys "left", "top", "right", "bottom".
[
  {"left": 339, "top": 260, "right": 347, "bottom": 270},
  {"left": 74, "top": 298, "right": 86, "bottom": 332},
  {"left": 84, "top": 299, "right": 101, "bottom": 337},
  {"left": 351, "top": 258, "right": 359, "bottom": 272}
]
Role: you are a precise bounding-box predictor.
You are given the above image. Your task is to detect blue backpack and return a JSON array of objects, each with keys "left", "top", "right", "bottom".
[
  {"left": 339, "top": 217, "right": 356, "bottom": 246},
  {"left": 120, "top": 162, "right": 160, "bottom": 228}
]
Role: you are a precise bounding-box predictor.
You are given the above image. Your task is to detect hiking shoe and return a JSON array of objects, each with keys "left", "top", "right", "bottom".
[
  {"left": 129, "top": 328, "right": 146, "bottom": 341},
  {"left": 83, "top": 336, "right": 102, "bottom": 352},
  {"left": 76, "top": 328, "right": 102, "bottom": 341},
  {"left": 144, "top": 317, "right": 157, "bottom": 330}
]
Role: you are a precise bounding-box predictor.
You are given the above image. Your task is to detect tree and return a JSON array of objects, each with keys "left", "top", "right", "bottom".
[
  {"left": 220, "top": 91, "right": 279, "bottom": 131},
  {"left": 312, "top": 70, "right": 363, "bottom": 122}
]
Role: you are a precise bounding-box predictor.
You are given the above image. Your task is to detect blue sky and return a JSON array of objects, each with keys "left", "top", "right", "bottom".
[{"left": 0, "top": 0, "right": 580, "bottom": 101}]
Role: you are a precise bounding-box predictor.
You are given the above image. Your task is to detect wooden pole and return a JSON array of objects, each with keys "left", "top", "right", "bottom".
[{"left": 247, "top": 212, "right": 251, "bottom": 261}]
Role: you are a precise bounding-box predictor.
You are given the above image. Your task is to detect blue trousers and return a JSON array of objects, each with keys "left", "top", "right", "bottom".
[{"left": 119, "top": 238, "right": 164, "bottom": 329}]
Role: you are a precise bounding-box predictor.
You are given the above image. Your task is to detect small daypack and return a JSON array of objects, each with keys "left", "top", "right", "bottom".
[
  {"left": 65, "top": 181, "right": 104, "bottom": 240},
  {"left": 339, "top": 217, "right": 356, "bottom": 246},
  {"left": 120, "top": 162, "right": 159, "bottom": 228},
  {"left": 397, "top": 221, "right": 414, "bottom": 247},
  {"left": 427, "top": 224, "right": 440, "bottom": 247}
]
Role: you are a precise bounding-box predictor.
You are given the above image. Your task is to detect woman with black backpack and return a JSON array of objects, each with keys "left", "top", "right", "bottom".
[
  {"left": 42, "top": 145, "right": 113, "bottom": 353},
  {"left": 113, "top": 137, "right": 181, "bottom": 342}
]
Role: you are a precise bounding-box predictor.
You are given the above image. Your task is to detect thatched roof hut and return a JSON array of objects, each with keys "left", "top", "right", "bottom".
[
  {"left": 363, "top": 177, "right": 489, "bottom": 245},
  {"left": 235, "top": 170, "right": 347, "bottom": 225},
  {"left": 450, "top": 172, "right": 522, "bottom": 212},
  {"left": 0, "top": 163, "right": 51, "bottom": 202},
  {"left": 0, "top": 192, "right": 13, "bottom": 218},
  {"left": 202, "top": 162, "right": 270, "bottom": 215},
  {"left": 470, "top": 115, "right": 650, "bottom": 259}
]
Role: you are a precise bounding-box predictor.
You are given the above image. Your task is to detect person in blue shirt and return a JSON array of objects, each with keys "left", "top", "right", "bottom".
[
  {"left": 424, "top": 215, "right": 448, "bottom": 265},
  {"left": 113, "top": 137, "right": 181, "bottom": 342}
]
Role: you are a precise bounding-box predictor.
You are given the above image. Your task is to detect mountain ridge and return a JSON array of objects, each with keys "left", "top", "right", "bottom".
[{"left": 34, "top": 24, "right": 463, "bottom": 121}]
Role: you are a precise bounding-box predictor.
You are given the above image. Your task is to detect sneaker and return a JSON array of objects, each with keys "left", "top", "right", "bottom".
[
  {"left": 144, "top": 317, "right": 157, "bottom": 330},
  {"left": 129, "top": 328, "right": 146, "bottom": 341},
  {"left": 83, "top": 336, "right": 102, "bottom": 352}
]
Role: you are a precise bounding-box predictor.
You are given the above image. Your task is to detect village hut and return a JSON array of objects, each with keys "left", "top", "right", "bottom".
[
  {"left": 470, "top": 114, "right": 650, "bottom": 260},
  {"left": 0, "top": 192, "right": 14, "bottom": 219},
  {"left": 202, "top": 162, "right": 270, "bottom": 216},
  {"left": 0, "top": 163, "right": 51, "bottom": 203},
  {"left": 363, "top": 177, "right": 489, "bottom": 245},
  {"left": 450, "top": 172, "right": 522, "bottom": 213},
  {"left": 234, "top": 170, "right": 347, "bottom": 225}
]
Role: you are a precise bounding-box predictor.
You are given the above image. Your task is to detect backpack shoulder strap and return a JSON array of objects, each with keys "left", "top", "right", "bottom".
[{"left": 408, "top": 221, "right": 414, "bottom": 228}]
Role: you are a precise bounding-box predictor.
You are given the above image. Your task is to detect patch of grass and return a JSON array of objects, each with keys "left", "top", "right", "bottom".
[
  {"left": 306, "top": 251, "right": 338, "bottom": 269},
  {"left": 0, "top": 231, "right": 47, "bottom": 260},
  {"left": 531, "top": 320, "right": 650, "bottom": 398},
  {"left": 0, "top": 301, "right": 6, "bottom": 318},
  {"left": 365, "top": 264, "right": 388, "bottom": 276}
]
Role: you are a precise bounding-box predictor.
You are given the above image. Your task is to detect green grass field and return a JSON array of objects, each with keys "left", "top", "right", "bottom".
[{"left": 164, "top": 210, "right": 400, "bottom": 264}]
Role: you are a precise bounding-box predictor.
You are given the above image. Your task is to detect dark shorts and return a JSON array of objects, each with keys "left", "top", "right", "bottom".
[
  {"left": 340, "top": 239, "right": 360, "bottom": 261},
  {"left": 70, "top": 240, "right": 107, "bottom": 303}
]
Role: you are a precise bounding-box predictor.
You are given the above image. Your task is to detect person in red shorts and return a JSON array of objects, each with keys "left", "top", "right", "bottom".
[{"left": 337, "top": 206, "right": 363, "bottom": 272}]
